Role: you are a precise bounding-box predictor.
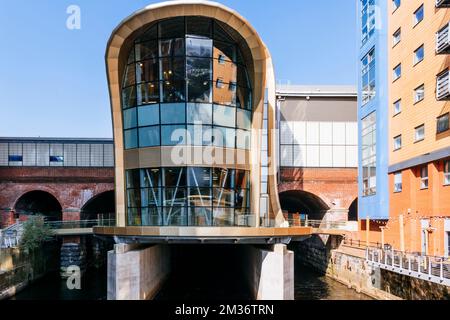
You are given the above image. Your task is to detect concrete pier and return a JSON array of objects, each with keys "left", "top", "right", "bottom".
[{"left": 107, "top": 244, "right": 170, "bottom": 300}]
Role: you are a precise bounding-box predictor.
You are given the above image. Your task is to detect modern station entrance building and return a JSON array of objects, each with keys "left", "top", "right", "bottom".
[{"left": 94, "top": 0, "right": 311, "bottom": 300}]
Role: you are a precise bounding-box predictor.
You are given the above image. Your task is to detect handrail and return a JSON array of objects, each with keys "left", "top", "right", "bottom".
[{"left": 44, "top": 219, "right": 116, "bottom": 229}]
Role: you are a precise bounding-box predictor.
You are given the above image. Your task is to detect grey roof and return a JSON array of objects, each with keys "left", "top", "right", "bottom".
[
  {"left": 0, "top": 137, "right": 113, "bottom": 144},
  {"left": 276, "top": 84, "right": 357, "bottom": 97}
]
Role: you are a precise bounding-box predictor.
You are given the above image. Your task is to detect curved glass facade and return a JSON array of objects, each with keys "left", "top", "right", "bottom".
[
  {"left": 126, "top": 167, "right": 251, "bottom": 226},
  {"left": 121, "top": 17, "right": 253, "bottom": 150}
]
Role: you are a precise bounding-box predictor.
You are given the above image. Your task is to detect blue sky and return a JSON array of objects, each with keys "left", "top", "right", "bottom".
[{"left": 0, "top": 0, "right": 357, "bottom": 138}]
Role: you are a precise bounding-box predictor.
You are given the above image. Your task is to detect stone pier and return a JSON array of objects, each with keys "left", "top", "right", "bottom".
[{"left": 107, "top": 244, "right": 171, "bottom": 300}]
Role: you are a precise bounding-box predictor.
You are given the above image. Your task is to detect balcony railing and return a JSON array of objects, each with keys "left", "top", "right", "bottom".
[
  {"left": 436, "top": 0, "right": 450, "bottom": 8},
  {"left": 436, "top": 23, "right": 450, "bottom": 54},
  {"left": 366, "top": 247, "right": 450, "bottom": 286},
  {"left": 437, "top": 70, "right": 450, "bottom": 100}
]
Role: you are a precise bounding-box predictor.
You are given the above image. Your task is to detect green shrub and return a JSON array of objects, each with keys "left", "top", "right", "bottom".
[{"left": 20, "top": 216, "right": 54, "bottom": 252}]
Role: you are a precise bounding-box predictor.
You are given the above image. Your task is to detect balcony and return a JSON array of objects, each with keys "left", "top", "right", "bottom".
[
  {"left": 436, "top": 23, "right": 450, "bottom": 54},
  {"left": 437, "top": 70, "right": 450, "bottom": 100},
  {"left": 436, "top": 0, "right": 450, "bottom": 7}
]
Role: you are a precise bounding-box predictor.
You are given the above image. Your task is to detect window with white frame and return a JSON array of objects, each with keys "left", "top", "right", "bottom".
[
  {"left": 392, "top": 0, "right": 400, "bottom": 11},
  {"left": 393, "top": 28, "right": 401, "bottom": 46},
  {"left": 394, "top": 172, "right": 402, "bottom": 192},
  {"left": 393, "top": 135, "right": 402, "bottom": 150},
  {"left": 420, "top": 166, "right": 428, "bottom": 189},
  {"left": 393, "top": 64, "right": 402, "bottom": 81},
  {"left": 361, "top": 0, "right": 376, "bottom": 45},
  {"left": 414, "top": 5, "right": 424, "bottom": 26},
  {"left": 415, "top": 124, "right": 425, "bottom": 142},
  {"left": 444, "top": 160, "right": 450, "bottom": 185},
  {"left": 393, "top": 99, "right": 401, "bottom": 115},
  {"left": 362, "top": 112, "right": 376, "bottom": 196},
  {"left": 362, "top": 48, "right": 376, "bottom": 105},
  {"left": 414, "top": 84, "right": 425, "bottom": 103},
  {"left": 414, "top": 45, "right": 424, "bottom": 65}
]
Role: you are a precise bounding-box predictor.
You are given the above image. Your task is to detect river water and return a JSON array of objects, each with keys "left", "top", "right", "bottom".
[{"left": 11, "top": 264, "right": 372, "bottom": 300}]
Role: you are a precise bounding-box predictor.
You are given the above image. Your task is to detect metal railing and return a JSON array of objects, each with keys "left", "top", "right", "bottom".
[
  {"left": 437, "top": 23, "right": 450, "bottom": 53},
  {"left": 437, "top": 70, "right": 450, "bottom": 100},
  {"left": 44, "top": 219, "right": 116, "bottom": 230},
  {"left": 0, "top": 221, "right": 23, "bottom": 248},
  {"left": 366, "top": 247, "right": 450, "bottom": 286},
  {"left": 259, "top": 216, "right": 355, "bottom": 231},
  {"left": 436, "top": 0, "right": 450, "bottom": 8}
]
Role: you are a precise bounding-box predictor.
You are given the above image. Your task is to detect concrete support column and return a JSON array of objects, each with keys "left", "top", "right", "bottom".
[
  {"left": 107, "top": 244, "right": 171, "bottom": 300},
  {"left": 244, "top": 244, "right": 294, "bottom": 300}
]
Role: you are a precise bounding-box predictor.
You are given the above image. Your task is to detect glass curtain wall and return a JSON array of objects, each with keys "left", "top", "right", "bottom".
[
  {"left": 126, "top": 167, "right": 251, "bottom": 227},
  {"left": 121, "top": 17, "right": 252, "bottom": 150}
]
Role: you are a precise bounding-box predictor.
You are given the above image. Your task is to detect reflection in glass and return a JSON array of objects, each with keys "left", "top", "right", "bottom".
[
  {"left": 237, "top": 108, "right": 251, "bottom": 129},
  {"left": 123, "top": 64, "right": 136, "bottom": 87},
  {"left": 139, "top": 126, "right": 160, "bottom": 147},
  {"left": 161, "top": 125, "right": 186, "bottom": 145},
  {"left": 123, "top": 108, "right": 137, "bottom": 129},
  {"left": 137, "top": 82, "right": 159, "bottom": 105},
  {"left": 186, "top": 37, "right": 213, "bottom": 57},
  {"left": 213, "top": 105, "right": 236, "bottom": 127},
  {"left": 236, "top": 129, "right": 251, "bottom": 150},
  {"left": 187, "top": 103, "right": 212, "bottom": 124},
  {"left": 160, "top": 103, "right": 186, "bottom": 124},
  {"left": 187, "top": 16, "right": 212, "bottom": 38},
  {"left": 126, "top": 169, "right": 140, "bottom": 188},
  {"left": 187, "top": 125, "right": 213, "bottom": 146},
  {"left": 187, "top": 80, "right": 211, "bottom": 103},
  {"left": 135, "top": 41, "right": 158, "bottom": 61},
  {"left": 124, "top": 129, "right": 138, "bottom": 149},
  {"left": 189, "top": 207, "right": 212, "bottom": 226},
  {"left": 127, "top": 207, "right": 141, "bottom": 226},
  {"left": 141, "top": 168, "right": 161, "bottom": 188},
  {"left": 213, "top": 168, "right": 234, "bottom": 188},
  {"left": 213, "top": 208, "right": 233, "bottom": 226},
  {"left": 213, "top": 81, "right": 236, "bottom": 106},
  {"left": 236, "top": 86, "right": 252, "bottom": 110},
  {"left": 164, "top": 167, "right": 186, "bottom": 187},
  {"left": 186, "top": 57, "right": 212, "bottom": 82},
  {"left": 136, "top": 24, "right": 157, "bottom": 43},
  {"left": 136, "top": 59, "right": 158, "bottom": 83},
  {"left": 160, "top": 57, "right": 185, "bottom": 80},
  {"left": 159, "top": 38, "right": 185, "bottom": 57},
  {"left": 122, "top": 86, "right": 136, "bottom": 109},
  {"left": 159, "top": 17, "right": 185, "bottom": 38},
  {"left": 138, "top": 104, "right": 159, "bottom": 127},
  {"left": 214, "top": 60, "right": 237, "bottom": 84},
  {"left": 162, "top": 80, "right": 185, "bottom": 102},
  {"left": 212, "top": 127, "right": 235, "bottom": 148},
  {"left": 188, "top": 167, "right": 211, "bottom": 187}
]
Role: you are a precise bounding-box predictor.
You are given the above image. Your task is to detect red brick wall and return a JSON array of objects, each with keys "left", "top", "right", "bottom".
[
  {"left": 0, "top": 167, "right": 114, "bottom": 228},
  {"left": 278, "top": 167, "right": 358, "bottom": 209}
]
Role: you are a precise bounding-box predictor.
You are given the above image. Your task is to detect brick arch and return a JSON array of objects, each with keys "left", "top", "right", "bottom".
[
  {"left": 278, "top": 182, "right": 334, "bottom": 209},
  {"left": 11, "top": 186, "right": 63, "bottom": 212},
  {"left": 79, "top": 187, "right": 115, "bottom": 210}
]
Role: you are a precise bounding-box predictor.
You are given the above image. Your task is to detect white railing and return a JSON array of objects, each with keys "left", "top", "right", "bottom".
[
  {"left": 436, "top": 23, "right": 450, "bottom": 54},
  {"left": 366, "top": 247, "right": 450, "bottom": 286},
  {"left": 0, "top": 222, "right": 23, "bottom": 248},
  {"left": 437, "top": 70, "right": 450, "bottom": 100}
]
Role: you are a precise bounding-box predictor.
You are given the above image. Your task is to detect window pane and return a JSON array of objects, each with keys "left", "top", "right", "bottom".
[
  {"left": 237, "top": 108, "right": 251, "bottom": 129},
  {"left": 160, "top": 57, "right": 185, "bottom": 80},
  {"left": 187, "top": 103, "right": 212, "bottom": 124},
  {"left": 123, "top": 64, "right": 136, "bottom": 87},
  {"left": 213, "top": 104, "right": 236, "bottom": 127},
  {"left": 213, "top": 207, "right": 234, "bottom": 226},
  {"left": 138, "top": 104, "right": 160, "bottom": 127},
  {"left": 214, "top": 40, "right": 236, "bottom": 62},
  {"left": 159, "top": 38, "right": 185, "bottom": 57},
  {"left": 123, "top": 108, "right": 137, "bottom": 129},
  {"left": 162, "top": 80, "right": 185, "bottom": 102},
  {"left": 213, "top": 168, "right": 234, "bottom": 188},
  {"left": 126, "top": 169, "right": 140, "bottom": 188},
  {"left": 212, "top": 127, "right": 235, "bottom": 148},
  {"left": 161, "top": 125, "right": 186, "bottom": 145},
  {"left": 136, "top": 59, "right": 158, "bottom": 83},
  {"left": 237, "top": 65, "right": 250, "bottom": 88},
  {"left": 188, "top": 167, "right": 211, "bottom": 187},
  {"left": 137, "top": 82, "right": 159, "bottom": 105},
  {"left": 213, "top": 80, "right": 236, "bottom": 106},
  {"left": 159, "top": 17, "right": 185, "bottom": 38},
  {"left": 236, "top": 86, "right": 251, "bottom": 110},
  {"left": 188, "top": 187, "right": 212, "bottom": 207},
  {"left": 187, "top": 125, "right": 212, "bottom": 146},
  {"left": 186, "top": 57, "right": 212, "bottom": 82},
  {"left": 140, "top": 168, "right": 161, "bottom": 188},
  {"left": 139, "top": 126, "right": 160, "bottom": 147},
  {"left": 122, "top": 86, "right": 136, "bottom": 109},
  {"left": 189, "top": 207, "right": 212, "bottom": 226},
  {"left": 160, "top": 103, "right": 185, "bottom": 124},
  {"left": 136, "top": 24, "right": 157, "bottom": 42},
  {"left": 186, "top": 16, "right": 212, "bottom": 38},
  {"left": 164, "top": 167, "right": 186, "bottom": 187},
  {"left": 236, "top": 129, "right": 251, "bottom": 150},
  {"left": 214, "top": 60, "right": 237, "bottom": 84},
  {"left": 187, "top": 80, "right": 212, "bottom": 103},
  {"left": 124, "top": 129, "right": 138, "bottom": 149},
  {"left": 135, "top": 41, "right": 158, "bottom": 61},
  {"left": 186, "top": 37, "right": 212, "bottom": 57}
]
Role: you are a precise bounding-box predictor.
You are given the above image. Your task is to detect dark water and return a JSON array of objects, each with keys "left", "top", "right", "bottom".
[
  {"left": 10, "top": 267, "right": 107, "bottom": 300},
  {"left": 294, "top": 264, "right": 373, "bottom": 300},
  {"left": 11, "top": 260, "right": 371, "bottom": 301}
]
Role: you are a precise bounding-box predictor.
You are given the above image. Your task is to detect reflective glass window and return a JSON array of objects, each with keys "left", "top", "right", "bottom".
[
  {"left": 138, "top": 104, "right": 160, "bottom": 127},
  {"left": 187, "top": 103, "right": 212, "bottom": 124},
  {"left": 186, "top": 37, "right": 213, "bottom": 57},
  {"left": 124, "top": 129, "right": 138, "bottom": 149},
  {"left": 187, "top": 16, "right": 212, "bottom": 38},
  {"left": 212, "top": 127, "right": 235, "bottom": 148},
  {"left": 136, "top": 59, "right": 159, "bottom": 83},
  {"left": 123, "top": 108, "right": 137, "bottom": 130},
  {"left": 135, "top": 41, "right": 158, "bottom": 61},
  {"left": 213, "top": 105, "right": 236, "bottom": 127},
  {"left": 122, "top": 86, "right": 136, "bottom": 109},
  {"left": 162, "top": 80, "right": 185, "bottom": 102},
  {"left": 137, "top": 82, "right": 159, "bottom": 105},
  {"left": 139, "top": 126, "right": 160, "bottom": 147},
  {"left": 236, "top": 108, "right": 251, "bottom": 129},
  {"left": 187, "top": 80, "right": 212, "bottom": 103},
  {"left": 161, "top": 125, "right": 186, "bottom": 145},
  {"left": 160, "top": 103, "right": 186, "bottom": 124},
  {"left": 159, "top": 38, "right": 185, "bottom": 57},
  {"left": 187, "top": 125, "right": 213, "bottom": 146}
]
